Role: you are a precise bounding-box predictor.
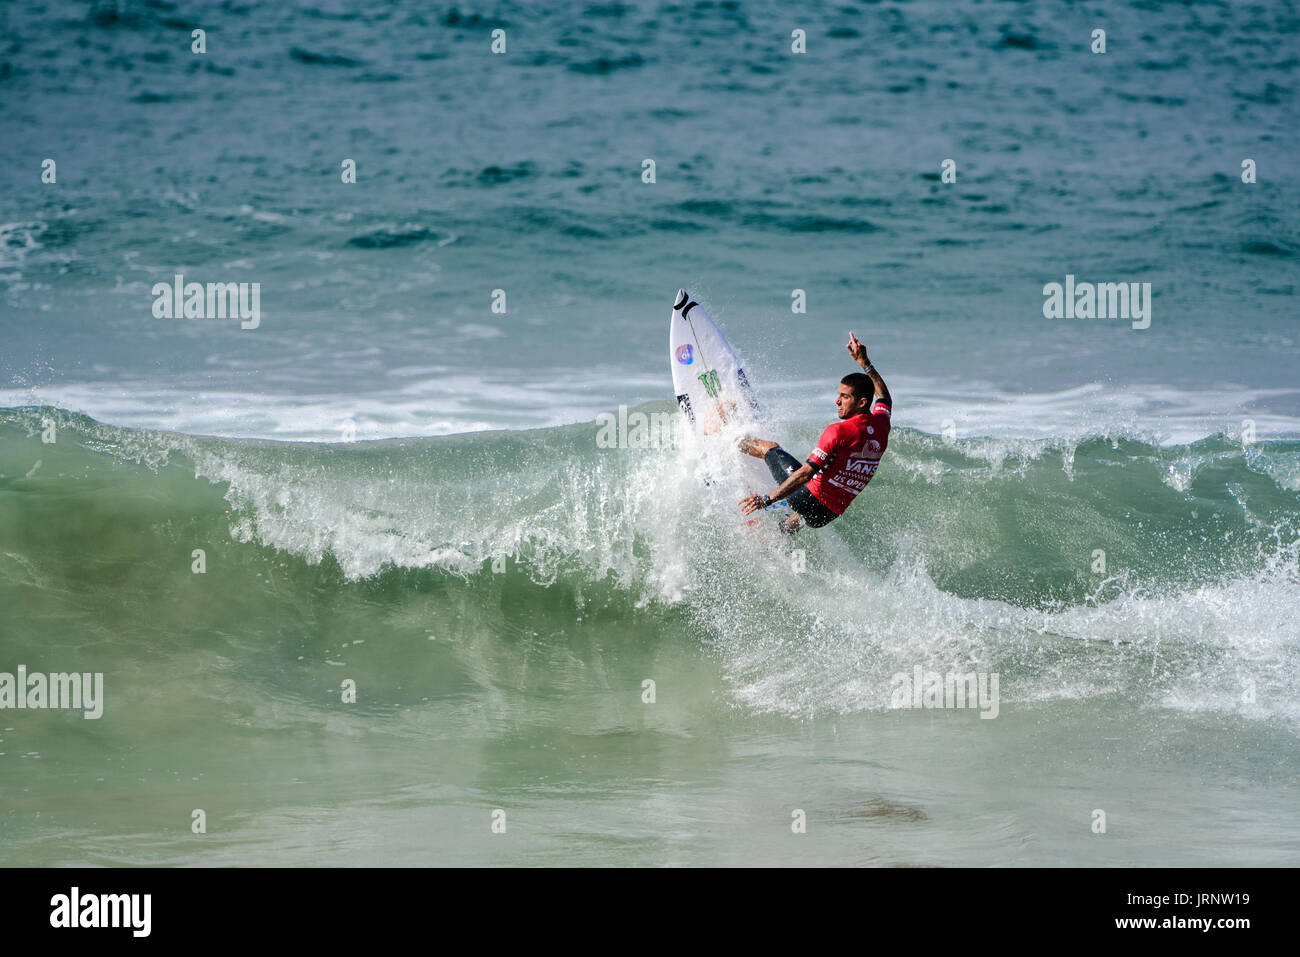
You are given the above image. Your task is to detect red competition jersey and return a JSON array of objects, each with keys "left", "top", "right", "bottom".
[{"left": 804, "top": 402, "right": 891, "bottom": 515}]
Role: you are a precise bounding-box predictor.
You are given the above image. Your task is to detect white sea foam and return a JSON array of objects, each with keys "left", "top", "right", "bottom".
[{"left": 4, "top": 378, "right": 1298, "bottom": 446}]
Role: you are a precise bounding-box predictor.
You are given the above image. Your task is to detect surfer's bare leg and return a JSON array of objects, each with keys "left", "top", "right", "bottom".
[{"left": 738, "top": 437, "right": 778, "bottom": 458}]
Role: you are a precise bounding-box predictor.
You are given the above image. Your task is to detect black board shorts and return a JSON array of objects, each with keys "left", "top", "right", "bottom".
[{"left": 764, "top": 448, "right": 839, "bottom": 528}]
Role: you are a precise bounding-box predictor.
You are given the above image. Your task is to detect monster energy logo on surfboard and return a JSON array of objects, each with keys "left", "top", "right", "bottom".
[{"left": 697, "top": 368, "right": 721, "bottom": 397}]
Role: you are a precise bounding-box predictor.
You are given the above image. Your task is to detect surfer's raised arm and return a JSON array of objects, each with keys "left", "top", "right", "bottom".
[{"left": 847, "top": 332, "right": 890, "bottom": 411}]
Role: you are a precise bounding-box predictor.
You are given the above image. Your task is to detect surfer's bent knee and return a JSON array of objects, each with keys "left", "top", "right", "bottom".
[
  {"left": 763, "top": 447, "right": 801, "bottom": 479},
  {"left": 738, "top": 436, "right": 778, "bottom": 458}
]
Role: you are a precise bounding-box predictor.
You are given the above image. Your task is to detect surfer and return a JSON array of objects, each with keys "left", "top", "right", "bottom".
[{"left": 738, "top": 332, "right": 891, "bottom": 533}]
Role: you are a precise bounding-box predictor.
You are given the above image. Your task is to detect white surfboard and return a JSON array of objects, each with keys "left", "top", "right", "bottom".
[{"left": 669, "top": 289, "right": 791, "bottom": 525}]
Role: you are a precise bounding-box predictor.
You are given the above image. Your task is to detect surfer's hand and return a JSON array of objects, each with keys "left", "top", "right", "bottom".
[
  {"left": 739, "top": 493, "right": 765, "bottom": 515},
  {"left": 847, "top": 332, "right": 869, "bottom": 367}
]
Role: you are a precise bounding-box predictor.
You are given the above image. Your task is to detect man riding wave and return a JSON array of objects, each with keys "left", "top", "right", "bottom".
[{"left": 737, "top": 332, "right": 891, "bottom": 533}]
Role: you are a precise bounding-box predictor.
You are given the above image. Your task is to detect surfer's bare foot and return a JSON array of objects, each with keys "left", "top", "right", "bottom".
[
  {"left": 738, "top": 436, "right": 777, "bottom": 458},
  {"left": 701, "top": 401, "right": 738, "bottom": 435}
]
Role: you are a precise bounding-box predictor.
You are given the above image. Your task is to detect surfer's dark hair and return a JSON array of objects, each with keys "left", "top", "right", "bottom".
[{"left": 841, "top": 372, "right": 874, "bottom": 400}]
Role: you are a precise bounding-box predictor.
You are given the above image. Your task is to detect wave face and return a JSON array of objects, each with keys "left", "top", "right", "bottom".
[{"left": 4, "top": 405, "right": 1297, "bottom": 728}]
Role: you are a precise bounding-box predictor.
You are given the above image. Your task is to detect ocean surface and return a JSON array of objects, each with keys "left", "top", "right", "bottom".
[{"left": 1, "top": 0, "right": 1298, "bottom": 866}]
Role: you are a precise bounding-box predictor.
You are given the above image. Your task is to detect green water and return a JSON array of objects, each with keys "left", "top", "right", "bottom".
[{"left": 1, "top": 408, "right": 1298, "bottom": 865}]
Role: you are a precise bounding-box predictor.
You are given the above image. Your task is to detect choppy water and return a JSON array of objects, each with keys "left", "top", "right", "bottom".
[{"left": 1, "top": 0, "right": 1298, "bottom": 865}]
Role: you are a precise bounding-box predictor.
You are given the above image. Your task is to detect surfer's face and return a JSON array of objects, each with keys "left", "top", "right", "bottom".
[{"left": 835, "top": 384, "right": 869, "bottom": 419}]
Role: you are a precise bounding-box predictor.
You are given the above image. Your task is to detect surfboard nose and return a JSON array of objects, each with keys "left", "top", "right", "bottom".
[{"left": 673, "top": 289, "right": 689, "bottom": 312}]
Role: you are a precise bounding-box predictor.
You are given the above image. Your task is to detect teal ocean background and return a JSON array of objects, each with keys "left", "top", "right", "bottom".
[{"left": 1, "top": 0, "right": 1298, "bottom": 865}]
